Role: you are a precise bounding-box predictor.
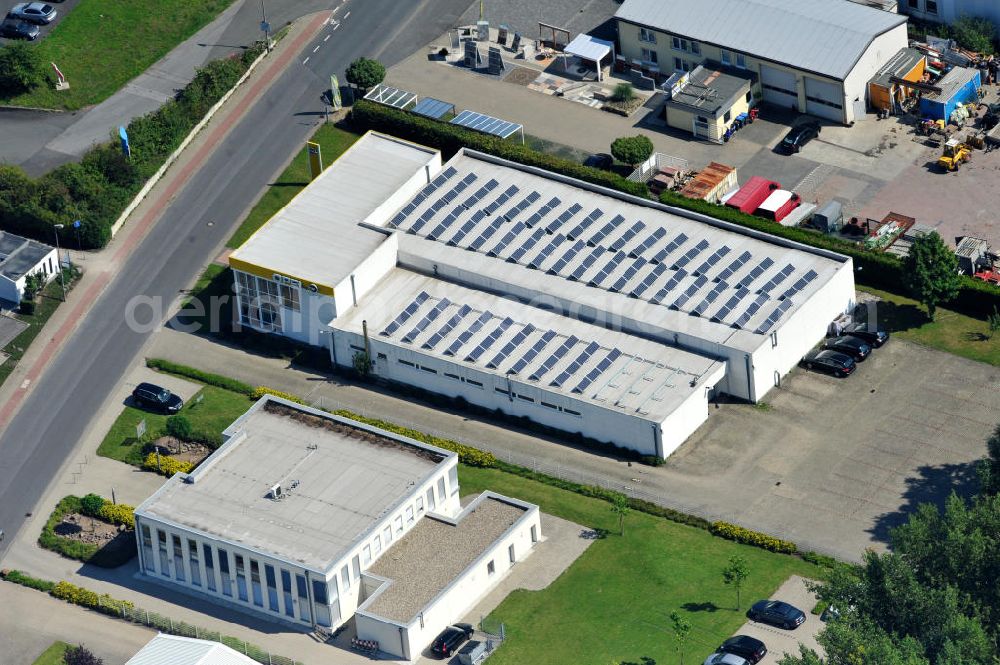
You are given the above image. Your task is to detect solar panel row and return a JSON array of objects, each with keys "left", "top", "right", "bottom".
[
  {"left": 566, "top": 209, "right": 603, "bottom": 240},
  {"left": 610, "top": 221, "right": 646, "bottom": 252},
  {"left": 732, "top": 293, "right": 770, "bottom": 329},
  {"left": 509, "top": 330, "right": 558, "bottom": 374},
  {"left": 572, "top": 348, "right": 623, "bottom": 394},
  {"left": 755, "top": 299, "right": 793, "bottom": 334},
  {"left": 529, "top": 335, "right": 579, "bottom": 381},
  {"left": 422, "top": 304, "right": 473, "bottom": 349},
  {"left": 464, "top": 317, "right": 514, "bottom": 362},
  {"left": 486, "top": 324, "right": 536, "bottom": 369},
  {"left": 550, "top": 341, "right": 600, "bottom": 388},
  {"left": 545, "top": 203, "right": 584, "bottom": 235},
  {"left": 610, "top": 257, "right": 648, "bottom": 293},
  {"left": 780, "top": 269, "right": 819, "bottom": 300},
  {"left": 381, "top": 292, "right": 430, "bottom": 337},
  {"left": 402, "top": 298, "right": 452, "bottom": 343},
  {"left": 444, "top": 311, "right": 493, "bottom": 356},
  {"left": 651, "top": 233, "right": 689, "bottom": 264}
]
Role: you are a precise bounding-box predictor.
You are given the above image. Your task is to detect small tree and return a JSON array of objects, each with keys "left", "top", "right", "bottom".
[
  {"left": 23, "top": 272, "right": 45, "bottom": 300},
  {"left": 80, "top": 493, "right": 106, "bottom": 518},
  {"left": 166, "top": 415, "right": 193, "bottom": 440},
  {"left": 669, "top": 611, "right": 692, "bottom": 665},
  {"left": 901, "top": 231, "right": 960, "bottom": 321},
  {"left": 0, "top": 42, "right": 44, "bottom": 95},
  {"left": 951, "top": 15, "right": 996, "bottom": 55},
  {"left": 610, "top": 492, "right": 630, "bottom": 536},
  {"left": 722, "top": 555, "right": 750, "bottom": 610},
  {"left": 64, "top": 644, "right": 104, "bottom": 665},
  {"left": 345, "top": 57, "right": 386, "bottom": 92},
  {"left": 352, "top": 350, "right": 372, "bottom": 377},
  {"left": 610, "top": 135, "right": 654, "bottom": 167},
  {"left": 987, "top": 306, "right": 1000, "bottom": 340},
  {"left": 611, "top": 82, "right": 636, "bottom": 102}
]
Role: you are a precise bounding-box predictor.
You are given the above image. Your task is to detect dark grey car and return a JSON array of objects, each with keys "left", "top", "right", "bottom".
[
  {"left": 823, "top": 335, "right": 871, "bottom": 361},
  {"left": 0, "top": 17, "right": 38, "bottom": 38},
  {"left": 803, "top": 349, "right": 856, "bottom": 377},
  {"left": 747, "top": 600, "right": 806, "bottom": 629},
  {"left": 842, "top": 321, "right": 889, "bottom": 348},
  {"left": 131, "top": 382, "right": 184, "bottom": 414},
  {"left": 9, "top": 2, "right": 57, "bottom": 24}
]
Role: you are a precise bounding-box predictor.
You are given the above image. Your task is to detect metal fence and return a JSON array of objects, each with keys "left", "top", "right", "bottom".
[{"left": 113, "top": 603, "right": 303, "bottom": 665}]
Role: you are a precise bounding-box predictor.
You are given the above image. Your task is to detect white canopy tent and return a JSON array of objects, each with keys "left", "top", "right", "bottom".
[{"left": 564, "top": 34, "right": 615, "bottom": 82}]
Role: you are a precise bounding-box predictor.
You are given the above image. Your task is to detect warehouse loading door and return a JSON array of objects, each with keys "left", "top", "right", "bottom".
[
  {"left": 804, "top": 76, "right": 845, "bottom": 122},
  {"left": 760, "top": 65, "right": 798, "bottom": 108}
]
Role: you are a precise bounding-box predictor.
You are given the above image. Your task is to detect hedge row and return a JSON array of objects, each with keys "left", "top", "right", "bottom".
[
  {"left": 52, "top": 580, "right": 135, "bottom": 616},
  {"left": 349, "top": 99, "right": 650, "bottom": 198},
  {"left": 251, "top": 386, "right": 305, "bottom": 404},
  {"left": 146, "top": 358, "right": 254, "bottom": 396},
  {"left": 710, "top": 521, "right": 798, "bottom": 554},
  {"left": 0, "top": 568, "right": 54, "bottom": 592},
  {"left": 0, "top": 42, "right": 267, "bottom": 249}
]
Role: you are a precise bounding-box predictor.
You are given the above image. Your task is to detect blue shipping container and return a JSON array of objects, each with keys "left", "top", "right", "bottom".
[{"left": 919, "top": 68, "right": 981, "bottom": 121}]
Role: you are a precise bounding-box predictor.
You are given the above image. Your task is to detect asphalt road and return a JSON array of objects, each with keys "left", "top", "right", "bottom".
[{"left": 0, "top": 0, "right": 472, "bottom": 558}]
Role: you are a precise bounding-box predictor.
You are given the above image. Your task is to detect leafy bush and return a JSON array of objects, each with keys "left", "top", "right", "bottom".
[
  {"left": 166, "top": 415, "right": 193, "bottom": 440},
  {"left": 710, "top": 521, "right": 798, "bottom": 553},
  {"left": 64, "top": 645, "right": 104, "bottom": 665},
  {"left": 18, "top": 299, "right": 35, "bottom": 315},
  {"left": 345, "top": 57, "right": 386, "bottom": 91},
  {"left": 0, "top": 568, "right": 56, "bottom": 592},
  {"left": 610, "top": 135, "right": 654, "bottom": 166},
  {"left": 146, "top": 358, "right": 254, "bottom": 395},
  {"left": 0, "top": 42, "right": 44, "bottom": 94},
  {"left": 79, "top": 493, "right": 105, "bottom": 517},
  {"left": 251, "top": 386, "right": 306, "bottom": 404},
  {"left": 142, "top": 451, "right": 194, "bottom": 476},
  {"left": 611, "top": 82, "right": 636, "bottom": 102},
  {"left": 951, "top": 15, "right": 996, "bottom": 55},
  {"left": 98, "top": 502, "right": 135, "bottom": 528},
  {"left": 349, "top": 99, "right": 650, "bottom": 198},
  {"left": 51, "top": 580, "right": 133, "bottom": 616}
]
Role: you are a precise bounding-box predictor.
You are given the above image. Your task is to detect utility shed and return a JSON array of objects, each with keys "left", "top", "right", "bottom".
[
  {"left": 678, "top": 162, "right": 737, "bottom": 203},
  {"left": 919, "top": 66, "right": 981, "bottom": 121},
  {"left": 664, "top": 64, "right": 753, "bottom": 142}
]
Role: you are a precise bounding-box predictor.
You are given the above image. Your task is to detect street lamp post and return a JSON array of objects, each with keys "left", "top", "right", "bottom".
[
  {"left": 260, "top": 0, "right": 271, "bottom": 52},
  {"left": 53, "top": 224, "right": 66, "bottom": 302}
]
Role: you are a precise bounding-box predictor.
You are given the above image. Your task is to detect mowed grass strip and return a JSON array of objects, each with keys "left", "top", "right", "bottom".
[
  {"left": 96, "top": 385, "right": 250, "bottom": 465},
  {"left": 860, "top": 287, "right": 1000, "bottom": 366},
  {"left": 31, "top": 642, "right": 70, "bottom": 665},
  {"left": 459, "top": 466, "right": 820, "bottom": 665},
  {"left": 6, "top": 0, "right": 234, "bottom": 110},
  {"left": 226, "top": 123, "right": 361, "bottom": 248}
]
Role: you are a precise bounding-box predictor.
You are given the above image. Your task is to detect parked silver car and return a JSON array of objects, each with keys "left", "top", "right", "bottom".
[{"left": 8, "top": 2, "right": 57, "bottom": 24}]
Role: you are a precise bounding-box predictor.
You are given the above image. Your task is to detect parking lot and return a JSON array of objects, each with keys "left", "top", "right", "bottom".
[
  {"left": 1, "top": 0, "right": 81, "bottom": 43},
  {"left": 730, "top": 576, "right": 823, "bottom": 665}
]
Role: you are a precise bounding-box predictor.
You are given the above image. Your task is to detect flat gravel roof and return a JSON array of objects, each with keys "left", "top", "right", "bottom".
[{"left": 363, "top": 496, "right": 528, "bottom": 623}]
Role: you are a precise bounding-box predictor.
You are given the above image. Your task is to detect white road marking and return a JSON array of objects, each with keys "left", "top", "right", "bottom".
[
  {"left": 20, "top": 379, "right": 30, "bottom": 389},
  {"left": 313, "top": 45, "right": 320, "bottom": 52},
  {"left": 324, "top": 34, "right": 331, "bottom": 42},
  {"left": 303, "top": 57, "right": 310, "bottom": 65},
  {"left": 333, "top": 22, "right": 340, "bottom": 30},
  {"left": 344, "top": 11, "right": 350, "bottom": 18}
]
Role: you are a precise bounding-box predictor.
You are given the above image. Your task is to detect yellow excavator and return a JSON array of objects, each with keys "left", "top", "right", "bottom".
[{"left": 938, "top": 138, "right": 971, "bottom": 172}]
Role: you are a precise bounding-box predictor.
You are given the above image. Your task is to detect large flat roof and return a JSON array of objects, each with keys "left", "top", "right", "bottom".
[
  {"left": 362, "top": 494, "right": 529, "bottom": 623},
  {"left": 137, "top": 398, "right": 453, "bottom": 572},
  {"left": 382, "top": 151, "right": 847, "bottom": 351},
  {"left": 228, "top": 131, "right": 438, "bottom": 289},
  {"left": 616, "top": 0, "right": 907, "bottom": 80}
]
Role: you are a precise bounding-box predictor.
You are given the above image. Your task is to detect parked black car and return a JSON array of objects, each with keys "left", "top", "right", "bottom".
[
  {"left": 822, "top": 335, "right": 871, "bottom": 361},
  {"left": 748, "top": 600, "right": 806, "bottom": 629},
  {"left": 842, "top": 321, "right": 890, "bottom": 347},
  {"left": 583, "top": 153, "right": 614, "bottom": 170},
  {"left": 0, "top": 17, "right": 38, "bottom": 39},
  {"left": 803, "top": 349, "right": 856, "bottom": 377},
  {"left": 717, "top": 635, "right": 767, "bottom": 664},
  {"left": 430, "top": 623, "right": 474, "bottom": 658},
  {"left": 131, "top": 382, "right": 184, "bottom": 414},
  {"left": 779, "top": 121, "right": 820, "bottom": 153}
]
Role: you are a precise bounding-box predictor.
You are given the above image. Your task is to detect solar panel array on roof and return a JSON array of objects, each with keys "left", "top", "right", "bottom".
[
  {"left": 486, "top": 324, "right": 535, "bottom": 369},
  {"left": 510, "top": 330, "right": 557, "bottom": 374},
  {"left": 444, "top": 311, "right": 492, "bottom": 356},
  {"left": 652, "top": 233, "right": 689, "bottom": 263},
  {"left": 423, "top": 304, "right": 472, "bottom": 349},
  {"left": 610, "top": 257, "right": 647, "bottom": 293},
  {"left": 691, "top": 280, "right": 728, "bottom": 315},
  {"left": 508, "top": 228, "right": 547, "bottom": 263},
  {"left": 587, "top": 215, "right": 625, "bottom": 246},
  {"left": 381, "top": 292, "right": 430, "bottom": 336},
  {"left": 781, "top": 269, "right": 819, "bottom": 300},
  {"left": 672, "top": 275, "right": 708, "bottom": 310},
  {"left": 673, "top": 239, "right": 711, "bottom": 270},
  {"left": 732, "top": 293, "right": 769, "bottom": 329},
  {"left": 402, "top": 298, "right": 451, "bottom": 343},
  {"left": 465, "top": 318, "right": 514, "bottom": 361},
  {"left": 551, "top": 341, "right": 600, "bottom": 387},
  {"left": 549, "top": 240, "right": 586, "bottom": 275},
  {"left": 411, "top": 97, "right": 454, "bottom": 120},
  {"left": 525, "top": 197, "right": 562, "bottom": 228},
  {"left": 488, "top": 221, "right": 527, "bottom": 257},
  {"left": 758, "top": 264, "right": 795, "bottom": 294},
  {"left": 693, "top": 246, "right": 732, "bottom": 276},
  {"left": 528, "top": 233, "right": 565, "bottom": 269},
  {"left": 651, "top": 268, "right": 687, "bottom": 303},
  {"left": 715, "top": 250, "right": 752, "bottom": 283},
  {"left": 546, "top": 203, "right": 583, "bottom": 235},
  {"left": 630, "top": 262, "right": 668, "bottom": 298},
  {"left": 529, "top": 336, "right": 579, "bottom": 381},
  {"left": 573, "top": 348, "right": 623, "bottom": 394},
  {"left": 450, "top": 110, "right": 523, "bottom": 139},
  {"left": 755, "top": 299, "right": 794, "bottom": 334},
  {"left": 589, "top": 251, "right": 628, "bottom": 287},
  {"left": 711, "top": 287, "right": 749, "bottom": 322},
  {"left": 628, "top": 227, "right": 667, "bottom": 258},
  {"left": 738, "top": 257, "right": 776, "bottom": 288},
  {"left": 570, "top": 245, "right": 604, "bottom": 281},
  {"left": 567, "top": 209, "right": 603, "bottom": 240},
  {"left": 610, "top": 221, "right": 646, "bottom": 252}
]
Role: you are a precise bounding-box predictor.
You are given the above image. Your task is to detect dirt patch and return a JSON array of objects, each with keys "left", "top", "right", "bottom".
[
  {"left": 54, "top": 513, "right": 123, "bottom": 544},
  {"left": 150, "top": 435, "right": 213, "bottom": 465}
]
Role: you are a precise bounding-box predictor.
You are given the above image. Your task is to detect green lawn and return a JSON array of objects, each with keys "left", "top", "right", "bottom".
[
  {"left": 859, "top": 287, "right": 1000, "bottom": 366},
  {"left": 459, "top": 467, "right": 820, "bottom": 665},
  {"left": 4, "top": 0, "right": 234, "bottom": 110},
  {"left": 31, "top": 641, "right": 69, "bottom": 665},
  {"left": 0, "top": 268, "right": 80, "bottom": 390},
  {"left": 96, "top": 385, "right": 251, "bottom": 465},
  {"left": 226, "top": 123, "right": 361, "bottom": 248}
]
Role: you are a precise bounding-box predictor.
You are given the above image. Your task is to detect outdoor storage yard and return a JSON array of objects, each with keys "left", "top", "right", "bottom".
[{"left": 387, "top": 0, "right": 1000, "bottom": 250}]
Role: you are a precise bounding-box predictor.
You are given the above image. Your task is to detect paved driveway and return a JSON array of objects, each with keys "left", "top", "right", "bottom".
[{"left": 726, "top": 576, "right": 822, "bottom": 665}]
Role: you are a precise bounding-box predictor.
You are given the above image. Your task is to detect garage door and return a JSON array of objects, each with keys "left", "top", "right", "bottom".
[
  {"left": 804, "top": 77, "right": 845, "bottom": 122},
  {"left": 760, "top": 65, "right": 798, "bottom": 108}
]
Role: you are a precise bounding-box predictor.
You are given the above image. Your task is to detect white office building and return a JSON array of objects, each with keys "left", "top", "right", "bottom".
[
  {"left": 134, "top": 396, "right": 541, "bottom": 660},
  {"left": 231, "top": 131, "right": 855, "bottom": 459}
]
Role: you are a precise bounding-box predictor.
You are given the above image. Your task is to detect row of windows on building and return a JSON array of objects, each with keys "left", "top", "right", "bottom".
[
  {"left": 394, "top": 355, "right": 582, "bottom": 418},
  {"left": 235, "top": 271, "right": 301, "bottom": 333},
  {"left": 636, "top": 29, "right": 746, "bottom": 73},
  {"left": 139, "top": 525, "right": 335, "bottom": 624}
]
